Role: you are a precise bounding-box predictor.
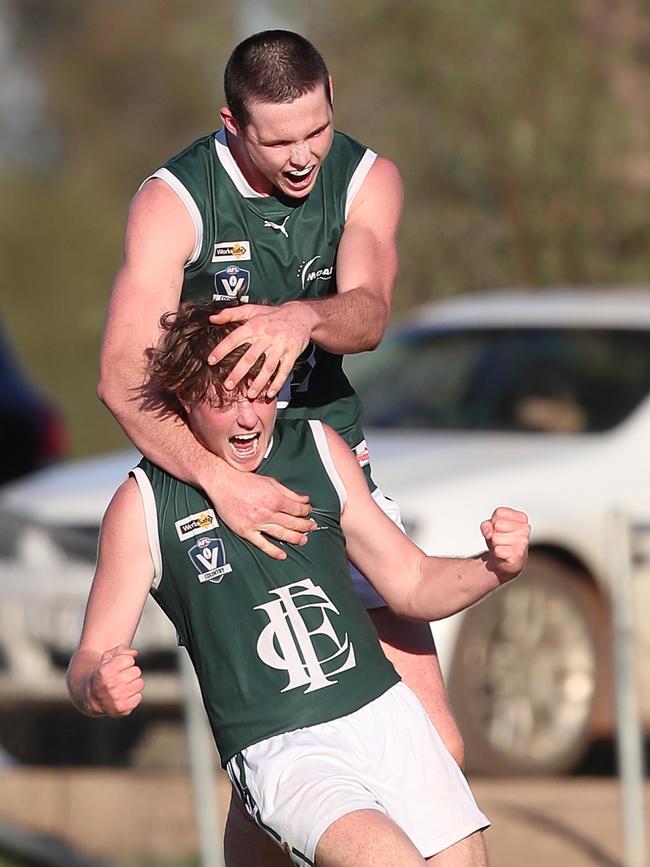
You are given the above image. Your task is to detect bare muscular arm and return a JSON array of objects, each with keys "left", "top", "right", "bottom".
[{"left": 99, "top": 180, "right": 214, "bottom": 481}]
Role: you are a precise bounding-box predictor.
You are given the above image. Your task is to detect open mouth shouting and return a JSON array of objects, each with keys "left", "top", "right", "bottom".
[
  {"left": 229, "top": 431, "right": 261, "bottom": 461},
  {"left": 283, "top": 164, "right": 317, "bottom": 191}
]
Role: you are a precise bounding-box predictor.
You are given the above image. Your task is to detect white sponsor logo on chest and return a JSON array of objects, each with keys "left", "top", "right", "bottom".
[{"left": 298, "top": 256, "right": 334, "bottom": 291}]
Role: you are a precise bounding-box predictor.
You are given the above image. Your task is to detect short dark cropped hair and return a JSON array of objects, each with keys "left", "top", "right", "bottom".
[
  {"left": 224, "top": 30, "right": 331, "bottom": 129},
  {"left": 141, "top": 300, "right": 267, "bottom": 419}
]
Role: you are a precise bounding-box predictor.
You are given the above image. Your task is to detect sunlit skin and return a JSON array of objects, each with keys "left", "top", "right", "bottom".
[
  {"left": 220, "top": 82, "right": 335, "bottom": 198},
  {"left": 183, "top": 393, "right": 277, "bottom": 472}
]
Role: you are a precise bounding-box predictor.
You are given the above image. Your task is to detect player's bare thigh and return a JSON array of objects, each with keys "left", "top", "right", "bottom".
[
  {"left": 427, "top": 830, "right": 489, "bottom": 866},
  {"left": 315, "top": 809, "right": 426, "bottom": 866},
  {"left": 315, "top": 810, "right": 488, "bottom": 867},
  {"left": 369, "top": 605, "right": 464, "bottom": 767},
  {"left": 226, "top": 798, "right": 488, "bottom": 867}
]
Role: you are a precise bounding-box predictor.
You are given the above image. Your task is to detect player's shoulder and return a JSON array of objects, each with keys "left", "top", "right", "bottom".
[
  {"left": 125, "top": 176, "right": 196, "bottom": 259},
  {"left": 362, "top": 155, "right": 402, "bottom": 196},
  {"left": 345, "top": 154, "right": 402, "bottom": 221},
  {"left": 128, "top": 173, "right": 192, "bottom": 229},
  {"left": 319, "top": 422, "right": 354, "bottom": 460},
  {"left": 100, "top": 475, "right": 145, "bottom": 538}
]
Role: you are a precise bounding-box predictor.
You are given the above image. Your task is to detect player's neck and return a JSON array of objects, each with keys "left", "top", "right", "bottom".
[{"left": 225, "top": 129, "right": 274, "bottom": 196}]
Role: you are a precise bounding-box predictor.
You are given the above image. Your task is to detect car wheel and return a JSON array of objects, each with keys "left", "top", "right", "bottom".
[{"left": 449, "top": 553, "right": 609, "bottom": 775}]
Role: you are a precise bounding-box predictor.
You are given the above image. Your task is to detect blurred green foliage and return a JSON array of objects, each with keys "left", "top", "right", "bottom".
[{"left": 1, "top": 0, "right": 649, "bottom": 457}]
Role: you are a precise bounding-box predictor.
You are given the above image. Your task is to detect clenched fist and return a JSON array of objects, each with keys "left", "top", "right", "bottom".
[
  {"left": 481, "top": 507, "right": 530, "bottom": 583},
  {"left": 88, "top": 644, "right": 144, "bottom": 717}
]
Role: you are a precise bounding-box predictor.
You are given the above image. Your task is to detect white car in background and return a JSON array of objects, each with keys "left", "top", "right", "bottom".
[{"left": 1, "top": 288, "right": 649, "bottom": 774}]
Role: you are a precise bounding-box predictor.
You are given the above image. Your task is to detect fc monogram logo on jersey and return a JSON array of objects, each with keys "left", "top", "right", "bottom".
[
  {"left": 189, "top": 536, "right": 233, "bottom": 583},
  {"left": 255, "top": 579, "right": 356, "bottom": 693},
  {"left": 213, "top": 266, "right": 250, "bottom": 303}
]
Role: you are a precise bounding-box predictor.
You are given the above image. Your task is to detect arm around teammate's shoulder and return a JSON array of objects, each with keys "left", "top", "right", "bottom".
[
  {"left": 99, "top": 178, "right": 196, "bottom": 413},
  {"left": 97, "top": 177, "right": 214, "bottom": 487}
]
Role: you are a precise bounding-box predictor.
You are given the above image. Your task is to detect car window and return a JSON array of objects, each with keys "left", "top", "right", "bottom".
[{"left": 345, "top": 327, "right": 650, "bottom": 433}]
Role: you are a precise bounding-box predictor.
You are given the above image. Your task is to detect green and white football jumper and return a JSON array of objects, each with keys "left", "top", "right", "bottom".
[
  {"left": 143, "top": 129, "right": 377, "bottom": 482},
  {"left": 131, "top": 418, "right": 399, "bottom": 766}
]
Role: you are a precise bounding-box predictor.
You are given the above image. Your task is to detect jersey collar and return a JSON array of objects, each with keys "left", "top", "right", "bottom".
[{"left": 213, "top": 129, "right": 263, "bottom": 199}]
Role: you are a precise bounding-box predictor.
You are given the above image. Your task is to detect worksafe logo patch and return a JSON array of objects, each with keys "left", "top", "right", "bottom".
[
  {"left": 175, "top": 509, "right": 218, "bottom": 541},
  {"left": 212, "top": 240, "right": 251, "bottom": 262}
]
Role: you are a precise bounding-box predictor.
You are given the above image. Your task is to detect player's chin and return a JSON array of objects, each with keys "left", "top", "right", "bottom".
[{"left": 226, "top": 441, "right": 265, "bottom": 472}]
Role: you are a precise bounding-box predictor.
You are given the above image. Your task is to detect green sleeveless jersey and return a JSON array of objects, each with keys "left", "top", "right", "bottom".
[
  {"left": 131, "top": 419, "right": 398, "bottom": 765},
  {"left": 146, "top": 130, "right": 377, "bottom": 482}
]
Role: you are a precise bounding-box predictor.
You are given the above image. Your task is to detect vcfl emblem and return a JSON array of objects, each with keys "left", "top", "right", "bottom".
[
  {"left": 255, "top": 579, "right": 356, "bottom": 693},
  {"left": 213, "top": 265, "right": 250, "bottom": 302}
]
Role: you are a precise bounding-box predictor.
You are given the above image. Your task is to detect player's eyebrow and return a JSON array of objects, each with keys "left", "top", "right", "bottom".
[{"left": 258, "top": 120, "right": 330, "bottom": 147}]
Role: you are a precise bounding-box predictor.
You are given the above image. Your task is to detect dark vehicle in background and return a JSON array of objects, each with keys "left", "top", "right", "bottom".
[{"left": 0, "top": 319, "right": 67, "bottom": 486}]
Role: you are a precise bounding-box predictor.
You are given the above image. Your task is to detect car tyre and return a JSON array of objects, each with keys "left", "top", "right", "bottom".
[{"left": 449, "top": 553, "right": 609, "bottom": 775}]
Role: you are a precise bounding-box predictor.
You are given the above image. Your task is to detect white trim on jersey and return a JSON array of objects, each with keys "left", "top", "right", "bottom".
[
  {"left": 307, "top": 419, "right": 348, "bottom": 511},
  {"left": 130, "top": 467, "right": 164, "bottom": 590},
  {"left": 214, "top": 129, "right": 261, "bottom": 198},
  {"left": 344, "top": 149, "right": 377, "bottom": 220},
  {"left": 138, "top": 168, "right": 204, "bottom": 266}
]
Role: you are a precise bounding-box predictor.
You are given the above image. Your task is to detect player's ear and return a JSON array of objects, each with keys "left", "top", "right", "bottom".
[
  {"left": 220, "top": 105, "right": 240, "bottom": 136},
  {"left": 328, "top": 76, "right": 334, "bottom": 106}
]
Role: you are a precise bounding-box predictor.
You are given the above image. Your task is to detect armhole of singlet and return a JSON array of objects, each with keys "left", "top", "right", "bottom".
[
  {"left": 130, "top": 467, "right": 164, "bottom": 590},
  {"left": 138, "top": 168, "right": 204, "bottom": 266},
  {"left": 307, "top": 420, "right": 348, "bottom": 512},
  {"left": 344, "top": 149, "right": 377, "bottom": 220}
]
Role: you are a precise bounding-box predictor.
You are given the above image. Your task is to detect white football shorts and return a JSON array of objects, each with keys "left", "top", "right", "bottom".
[{"left": 226, "top": 681, "right": 489, "bottom": 866}]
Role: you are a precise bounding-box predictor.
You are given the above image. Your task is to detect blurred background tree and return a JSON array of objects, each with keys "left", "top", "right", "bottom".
[{"left": 1, "top": 0, "right": 649, "bottom": 456}]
